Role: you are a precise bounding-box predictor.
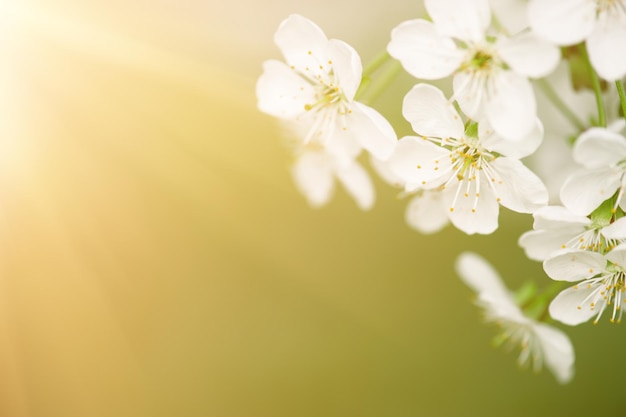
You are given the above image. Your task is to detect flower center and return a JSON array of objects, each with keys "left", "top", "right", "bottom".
[
  {"left": 304, "top": 82, "right": 345, "bottom": 112},
  {"left": 575, "top": 267, "right": 626, "bottom": 323},
  {"left": 438, "top": 137, "right": 500, "bottom": 213},
  {"left": 596, "top": 0, "right": 626, "bottom": 18}
]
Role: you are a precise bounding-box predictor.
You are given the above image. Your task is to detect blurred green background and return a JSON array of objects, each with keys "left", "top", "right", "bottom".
[{"left": 0, "top": 1, "right": 624, "bottom": 416}]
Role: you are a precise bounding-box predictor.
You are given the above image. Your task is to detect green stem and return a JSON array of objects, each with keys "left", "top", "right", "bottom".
[
  {"left": 535, "top": 78, "right": 585, "bottom": 131},
  {"left": 356, "top": 60, "right": 402, "bottom": 106},
  {"left": 362, "top": 51, "right": 392, "bottom": 79},
  {"left": 579, "top": 43, "right": 606, "bottom": 127},
  {"left": 616, "top": 80, "right": 626, "bottom": 123}
]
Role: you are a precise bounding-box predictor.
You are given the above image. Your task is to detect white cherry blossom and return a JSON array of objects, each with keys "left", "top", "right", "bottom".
[
  {"left": 544, "top": 244, "right": 626, "bottom": 325},
  {"left": 387, "top": 0, "right": 559, "bottom": 141},
  {"left": 528, "top": 0, "right": 626, "bottom": 81},
  {"left": 519, "top": 205, "right": 626, "bottom": 261},
  {"left": 256, "top": 14, "right": 397, "bottom": 160},
  {"left": 387, "top": 84, "right": 548, "bottom": 235},
  {"left": 457, "top": 252, "right": 575, "bottom": 384},
  {"left": 560, "top": 122, "right": 626, "bottom": 216}
]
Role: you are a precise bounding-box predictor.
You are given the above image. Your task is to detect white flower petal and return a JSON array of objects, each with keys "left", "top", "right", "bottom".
[
  {"left": 387, "top": 19, "right": 465, "bottom": 79},
  {"left": 485, "top": 71, "right": 536, "bottom": 141},
  {"left": 543, "top": 249, "right": 606, "bottom": 282},
  {"left": 497, "top": 31, "right": 560, "bottom": 78},
  {"left": 489, "top": 0, "right": 528, "bottom": 34},
  {"left": 453, "top": 71, "right": 486, "bottom": 120},
  {"left": 327, "top": 39, "right": 362, "bottom": 101},
  {"left": 402, "top": 84, "right": 465, "bottom": 139},
  {"left": 256, "top": 60, "right": 313, "bottom": 119},
  {"left": 587, "top": 15, "right": 626, "bottom": 81},
  {"left": 573, "top": 127, "right": 626, "bottom": 168},
  {"left": 425, "top": 0, "right": 491, "bottom": 43},
  {"left": 549, "top": 284, "right": 603, "bottom": 325},
  {"left": 445, "top": 179, "right": 500, "bottom": 235},
  {"left": 335, "top": 161, "right": 375, "bottom": 211},
  {"left": 348, "top": 102, "right": 397, "bottom": 160},
  {"left": 491, "top": 158, "right": 548, "bottom": 214},
  {"left": 518, "top": 230, "right": 583, "bottom": 261},
  {"left": 479, "top": 119, "right": 543, "bottom": 159},
  {"left": 405, "top": 191, "right": 449, "bottom": 234},
  {"left": 274, "top": 14, "right": 330, "bottom": 72},
  {"left": 528, "top": 0, "right": 596, "bottom": 45},
  {"left": 604, "top": 242, "right": 626, "bottom": 269},
  {"left": 560, "top": 168, "right": 622, "bottom": 216},
  {"left": 601, "top": 217, "right": 626, "bottom": 240},
  {"left": 387, "top": 137, "right": 450, "bottom": 186},
  {"left": 292, "top": 152, "right": 335, "bottom": 207},
  {"left": 532, "top": 323, "right": 575, "bottom": 384},
  {"left": 531, "top": 205, "right": 591, "bottom": 230}
]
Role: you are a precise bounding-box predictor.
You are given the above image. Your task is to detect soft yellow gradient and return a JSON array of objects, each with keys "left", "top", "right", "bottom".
[{"left": 1, "top": 2, "right": 625, "bottom": 417}]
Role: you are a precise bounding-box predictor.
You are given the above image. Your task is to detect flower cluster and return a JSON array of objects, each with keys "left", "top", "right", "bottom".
[{"left": 256, "top": 0, "right": 626, "bottom": 383}]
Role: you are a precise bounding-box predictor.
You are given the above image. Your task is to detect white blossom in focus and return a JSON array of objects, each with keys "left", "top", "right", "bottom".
[
  {"left": 560, "top": 121, "right": 626, "bottom": 216},
  {"left": 387, "top": 0, "right": 560, "bottom": 141},
  {"left": 519, "top": 205, "right": 626, "bottom": 261},
  {"left": 387, "top": 84, "right": 548, "bottom": 235},
  {"left": 544, "top": 244, "right": 626, "bottom": 325},
  {"left": 528, "top": 0, "right": 626, "bottom": 81},
  {"left": 457, "top": 252, "right": 575, "bottom": 384},
  {"left": 257, "top": 14, "right": 397, "bottom": 160}
]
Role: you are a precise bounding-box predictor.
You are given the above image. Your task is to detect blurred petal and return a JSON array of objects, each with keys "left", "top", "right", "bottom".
[
  {"left": 455, "top": 252, "right": 514, "bottom": 301},
  {"left": 497, "top": 31, "right": 560, "bottom": 78},
  {"left": 335, "top": 161, "right": 375, "bottom": 211},
  {"left": 533, "top": 323, "right": 575, "bottom": 384},
  {"left": 479, "top": 119, "right": 543, "bottom": 159},
  {"left": 292, "top": 152, "right": 335, "bottom": 207},
  {"left": 485, "top": 71, "right": 536, "bottom": 141},
  {"left": 405, "top": 191, "right": 449, "bottom": 234},
  {"left": 528, "top": 0, "right": 596, "bottom": 45},
  {"left": 425, "top": 0, "right": 491, "bottom": 42}
]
